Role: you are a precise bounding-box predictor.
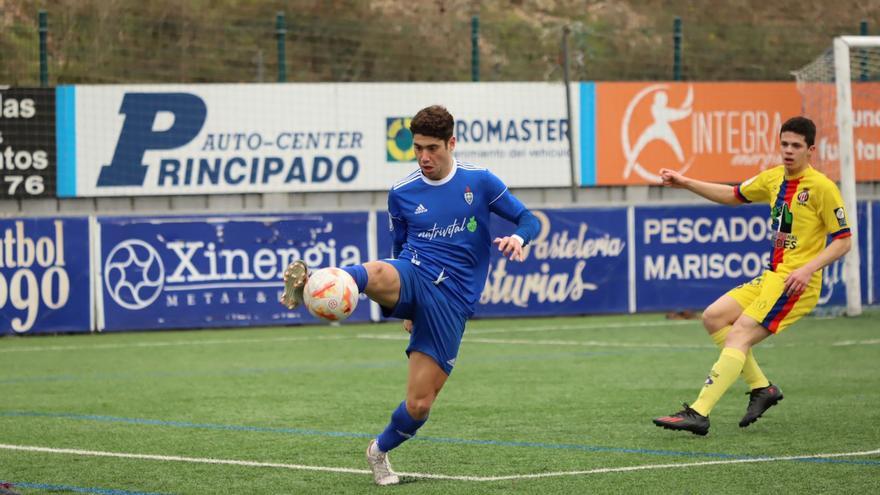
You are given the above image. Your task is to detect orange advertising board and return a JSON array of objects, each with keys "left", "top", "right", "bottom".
[
  {"left": 798, "top": 82, "right": 880, "bottom": 182},
  {"left": 593, "top": 82, "right": 803, "bottom": 185}
]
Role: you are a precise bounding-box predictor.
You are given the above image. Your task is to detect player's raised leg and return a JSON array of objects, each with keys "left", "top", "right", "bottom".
[
  {"left": 280, "top": 260, "right": 309, "bottom": 309},
  {"left": 359, "top": 261, "right": 402, "bottom": 308},
  {"left": 280, "top": 260, "right": 400, "bottom": 310}
]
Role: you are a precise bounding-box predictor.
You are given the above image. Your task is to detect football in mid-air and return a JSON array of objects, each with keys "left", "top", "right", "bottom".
[{"left": 303, "top": 267, "right": 359, "bottom": 321}]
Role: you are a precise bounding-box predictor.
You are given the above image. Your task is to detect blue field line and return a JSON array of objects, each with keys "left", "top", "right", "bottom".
[
  {"left": 0, "top": 359, "right": 406, "bottom": 385},
  {"left": 0, "top": 480, "right": 168, "bottom": 495},
  {"left": 0, "top": 348, "right": 700, "bottom": 386},
  {"left": 3, "top": 410, "right": 879, "bottom": 467},
  {"left": 0, "top": 411, "right": 374, "bottom": 440}
]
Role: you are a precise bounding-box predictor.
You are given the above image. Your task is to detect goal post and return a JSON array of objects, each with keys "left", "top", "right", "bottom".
[{"left": 794, "top": 36, "right": 880, "bottom": 317}]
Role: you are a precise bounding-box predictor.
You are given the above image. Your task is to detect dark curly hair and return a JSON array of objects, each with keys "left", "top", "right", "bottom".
[
  {"left": 410, "top": 105, "right": 454, "bottom": 142},
  {"left": 780, "top": 116, "right": 816, "bottom": 147}
]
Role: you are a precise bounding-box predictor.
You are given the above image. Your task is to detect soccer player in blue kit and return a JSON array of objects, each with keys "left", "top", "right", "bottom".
[{"left": 281, "top": 105, "right": 540, "bottom": 485}]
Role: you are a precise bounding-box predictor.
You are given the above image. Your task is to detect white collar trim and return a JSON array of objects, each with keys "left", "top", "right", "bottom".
[{"left": 420, "top": 159, "right": 458, "bottom": 186}]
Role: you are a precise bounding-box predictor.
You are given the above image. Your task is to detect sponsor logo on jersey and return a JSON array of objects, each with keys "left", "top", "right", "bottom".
[
  {"left": 417, "top": 217, "right": 477, "bottom": 241},
  {"left": 773, "top": 232, "right": 798, "bottom": 250},
  {"left": 467, "top": 216, "right": 478, "bottom": 232},
  {"left": 771, "top": 203, "right": 794, "bottom": 234}
]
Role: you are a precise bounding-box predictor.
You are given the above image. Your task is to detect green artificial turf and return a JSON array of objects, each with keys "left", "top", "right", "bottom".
[{"left": 1, "top": 311, "right": 878, "bottom": 494}]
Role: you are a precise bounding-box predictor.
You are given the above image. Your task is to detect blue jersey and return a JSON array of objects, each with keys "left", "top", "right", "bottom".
[{"left": 388, "top": 159, "right": 535, "bottom": 313}]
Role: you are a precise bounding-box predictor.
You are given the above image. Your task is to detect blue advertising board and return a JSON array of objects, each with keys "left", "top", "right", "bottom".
[
  {"left": 377, "top": 207, "right": 629, "bottom": 318},
  {"left": 97, "top": 212, "right": 372, "bottom": 331},
  {"left": 635, "top": 202, "right": 874, "bottom": 312},
  {"left": 0, "top": 217, "right": 92, "bottom": 334},
  {"left": 634, "top": 204, "right": 771, "bottom": 312},
  {"left": 478, "top": 208, "right": 629, "bottom": 317},
  {"left": 875, "top": 201, "right": 879, "bottom": 306}
]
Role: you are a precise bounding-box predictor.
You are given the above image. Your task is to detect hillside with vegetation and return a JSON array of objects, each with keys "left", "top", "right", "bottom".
[{"left": 1, "top": 0, "right": 878, "bottom": 84}]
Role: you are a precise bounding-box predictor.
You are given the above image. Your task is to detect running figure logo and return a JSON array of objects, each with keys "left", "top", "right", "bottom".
[{"left": 622, "top": 84, "right": 694, "bottom": 182}]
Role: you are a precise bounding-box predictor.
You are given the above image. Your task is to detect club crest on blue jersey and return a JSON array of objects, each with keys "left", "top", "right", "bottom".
[{"left": 464, "top": 186, "right": 473, "bottom": 205}]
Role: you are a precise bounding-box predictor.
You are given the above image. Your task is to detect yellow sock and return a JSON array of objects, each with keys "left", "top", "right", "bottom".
[
  {"left": 741, "top": 349, "right": 770, "bottom": 390},
  {"left": 691, "top": 347, "right": 746, "bottom": 416},
  {"left": 709, "top": 326, "right": 770, "bottom": 390},
  {"left": 709, "top": 326, "right": 731, "bottom": 347}
]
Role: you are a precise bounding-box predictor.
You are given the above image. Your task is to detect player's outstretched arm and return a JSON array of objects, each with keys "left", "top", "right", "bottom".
[{"left": 659, "top": 168, "right": 740, "bottom": 205}]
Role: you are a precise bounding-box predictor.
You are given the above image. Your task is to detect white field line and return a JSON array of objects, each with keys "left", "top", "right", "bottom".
[
  {"left": 831, "top": 338, "right": 880, "bottom": 346},
  {"left": 440, "top": 448, "right": 880, "bottom": 482},
  {"left": 464, "top": 320, "right": 698, "bottom": 335},
  {"left": 0, "top": 335, "right": 347, "bottom": 353},
  {"left": 357, "top": 333, "right": 713, "bottom": 349},
  {"left": 4, "top": 319, "right": 865, "bottom": 354},
  {"left": 0, "top": 320, "right": 698, "bottom": 353},
  {"left": 359, "top": 319, "right": 710, "bottom": 349},
  {"left": 465, "top": 337, "right": 708, "bottom": 349},
  {"left": 0, "top": 443, "right": 877, "bottom": 482}
]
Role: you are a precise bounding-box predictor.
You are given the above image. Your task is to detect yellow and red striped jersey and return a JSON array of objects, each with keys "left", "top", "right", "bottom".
[{"left": 733, "top": 165, "right": 850, "bottom": 283}]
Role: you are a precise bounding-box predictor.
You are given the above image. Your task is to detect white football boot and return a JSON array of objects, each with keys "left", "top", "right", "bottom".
[{"left": 365, "top": 439, "right": 400, "bottom": 486}]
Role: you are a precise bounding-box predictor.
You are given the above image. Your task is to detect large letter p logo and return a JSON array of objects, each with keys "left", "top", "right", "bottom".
[{"left": 97, "top": 93, "right": 207, "bottom": 186}]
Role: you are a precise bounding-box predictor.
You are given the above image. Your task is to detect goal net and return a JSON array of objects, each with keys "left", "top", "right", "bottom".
[{"left": 792, "top": 36, "right": 880, "bottom": 316}]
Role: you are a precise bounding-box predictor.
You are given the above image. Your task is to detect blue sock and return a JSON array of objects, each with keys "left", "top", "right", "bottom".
[
  {"left": 342, "top": 265, "right": 368, "bottom": 293},
  {"left": 376, "top": 401, "right": 427, "bottom": 452}
]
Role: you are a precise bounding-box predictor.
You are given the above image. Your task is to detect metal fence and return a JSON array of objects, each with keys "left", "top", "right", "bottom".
[{"left": 0, "top": 6, "right": 876, "bottom": 84}]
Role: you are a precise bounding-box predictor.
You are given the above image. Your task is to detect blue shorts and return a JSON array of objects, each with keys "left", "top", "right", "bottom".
[{"left": 381, "top": 259, "right": 469, "bottom": 375}]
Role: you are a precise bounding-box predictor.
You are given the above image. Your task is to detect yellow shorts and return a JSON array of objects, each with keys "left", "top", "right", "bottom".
[{"left": 726, "top": 270, "right": 819, "bottom": 334}]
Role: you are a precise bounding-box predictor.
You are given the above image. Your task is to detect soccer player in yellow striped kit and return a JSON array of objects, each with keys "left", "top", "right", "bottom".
[{"left": 652, "top": 116, "right": 852, "bottom": 435}]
